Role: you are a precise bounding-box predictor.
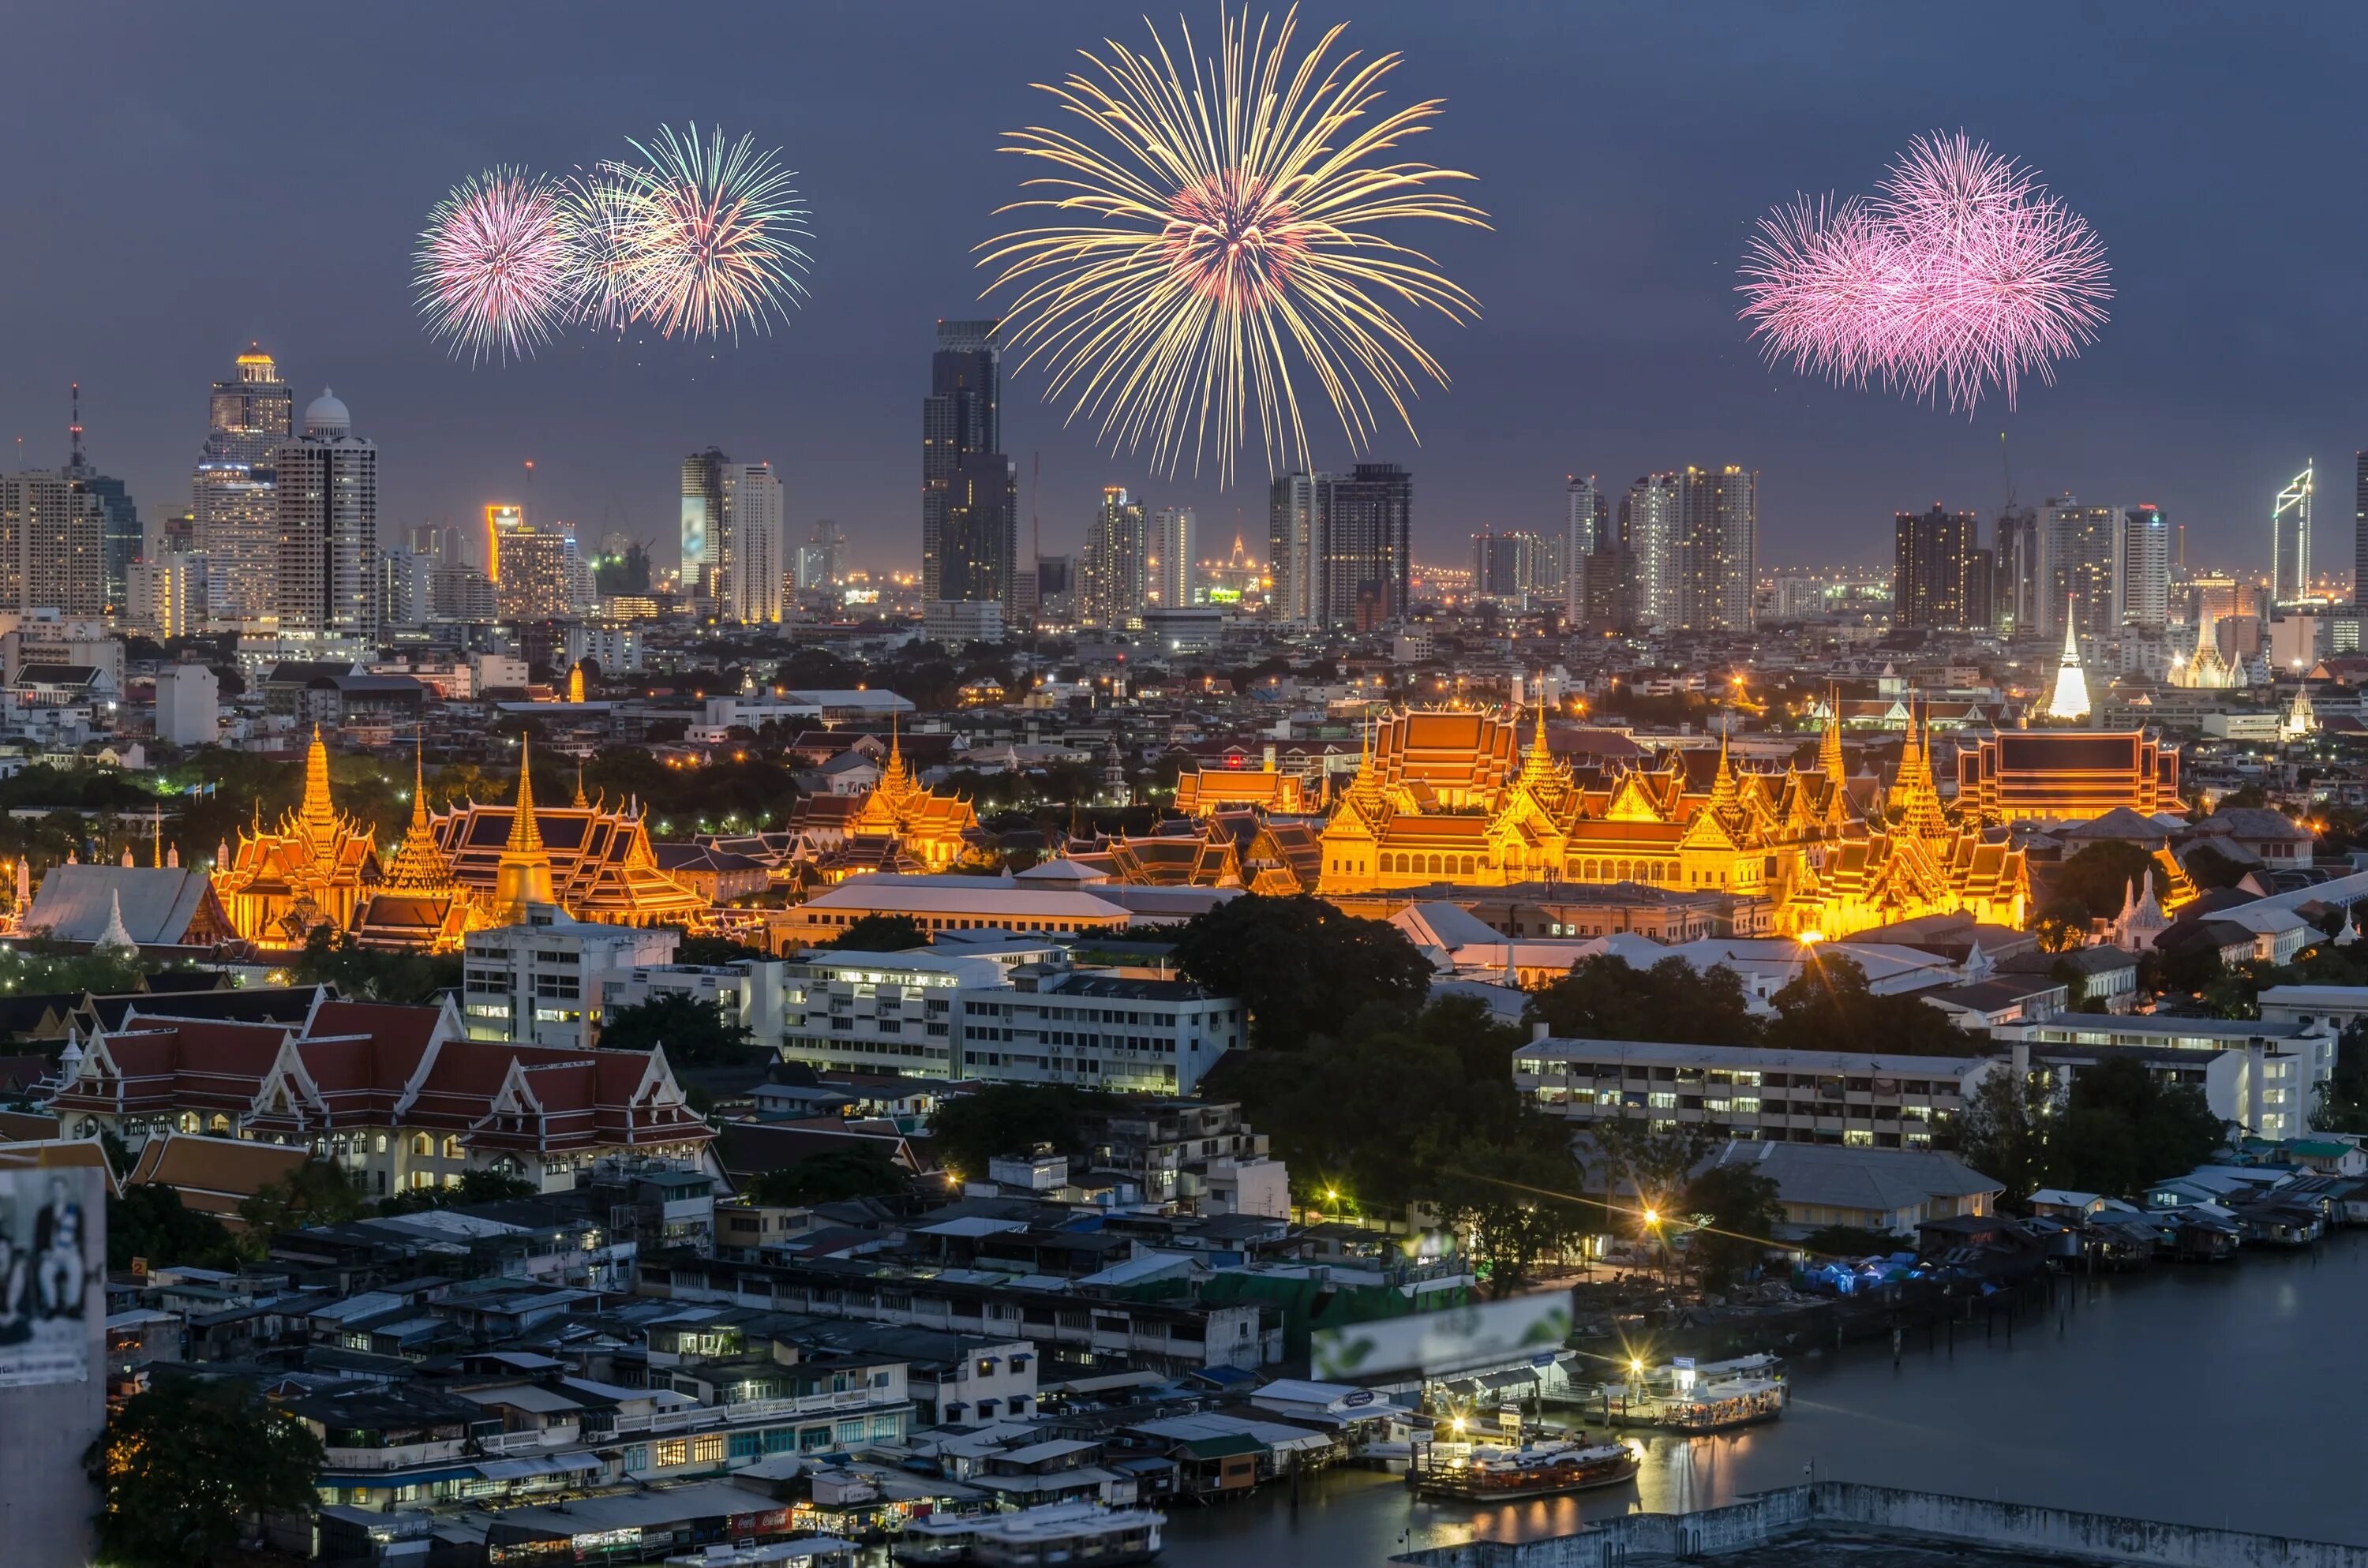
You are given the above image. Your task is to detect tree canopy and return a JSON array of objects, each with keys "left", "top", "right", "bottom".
[
  {"left": 745, "top": 1146, "right": 912, "bottom": 1207},
  {"left": 819, "top": 914, "right": 930, "bottom": 952},
  {"left": 86, "top": 1379, "right": 327, "bottom": 1568},
  {"left": 1526, "top": 955, "right": 1759, "bottom": 1046},
  {"left": 927, "top": 1083, "right": 1117, "bottom": 1181},
  {"left": 596, "top": 990, "right": 761, "bottom": 1066},
  {"left": 1680, "top": 1163, "right": 1785, "bottom": 1290},
  {"left": 287, "top": 929, "right": 461, "bottom": 1005},
  {"left": 107, "top": 1184, "right": 238, "bottom": 1273},
  {"left": 1762, "top": 954, "right": 1971, "bottom": 1056},
  {"left": 1173, "top": 893, "right": 1432, "bottom": 1049}
]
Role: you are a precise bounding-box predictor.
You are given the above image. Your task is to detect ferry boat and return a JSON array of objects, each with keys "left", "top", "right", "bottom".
[
  {"left": 666, "top": 1540, "right": 858, "bottom": 1567},
  {"left": 1659, "top": 1376, "right": 1786, "bottom": 1434},
  {"left": 894, "top": 1503, "right": 1165, "bottom": 1568},
  {"left": 1407, "top": 1435, "right": 1643, "bottom": 1501}
]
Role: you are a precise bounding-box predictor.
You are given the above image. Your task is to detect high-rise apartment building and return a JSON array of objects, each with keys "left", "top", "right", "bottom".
[
  {"left": 483, "top": 503, "right": 525, "bottom": 582},
  {"left": 1149, "top": 507, "right": 1197, "bottom": 607},
  {"left": 1992, "top": 503, "right": 2040, "bottom": 636},
  {"left": 2355, "top": 452, "right": 2368, "bottom": 611},
  {"left": 380, "top": 546, "right": 434, "bottom": 629},
  {"left": 1892, "top": 505, "right": 1984, "bottom": 630},
  {"left": 1621, "top": 473, "right": 1679, "bottom": 627},
  {"left": 797, "top": 518, "right": 845, "bottom": 590},
  {"left": 680, "top": 448, "right": 727, "bottom": 604},
  {"left": 1267, "top": 472, "right": 1331, "bottom": 628},
  {"left": 494, "top": 524, "right": 581, "bottom": 623},
  {"left": 1080, "top": 487, "right": 1147, "bottom": 628},
  {"left": 1675, "top": 465, "right": 1756, "bottom": 630},
  {"left": 127, "top": 555, "right": 195, "bottom": 640},
  {"left": 274, "top": 390, "right": 379, "bottom": 644},
  {"left": 2039, "top": 496, "right": 2121, "bottom": 638},
  {"left": 194, "top": 346, "right": 294, "bottom": 626},
  {"left": 2119, "top": 506, "right": 2170, "bottom": 628},
  {"left": 922, "top": 319, "right": 1003, "bottom": 604},
  {"left": 1471, "top": 531, "right": 1552, "bottom": 604},
  {"left": 1325, "top": 462, "right": 1413, "bottom": 629},
  {"left": 719, "top": 461, "right": 785, "bottom": 623},
  {"left": 1564, "top": 473, "right": 1603, "bottom": 620},
  {"left": 0, "top": 470, "right": 106, "bottom": 616}
]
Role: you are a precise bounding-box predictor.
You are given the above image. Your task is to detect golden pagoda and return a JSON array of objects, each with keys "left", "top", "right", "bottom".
[
  {"left": 844, "top": 720, "right": 980, "bottom": 874},
  {"left": 425, "top": 743, "right": 707, "bottom": 927},
  {"left": 347, "top": 743, "right": 486, "bottom": 951},
  {"left": 568, "top": 662, "right": 587, "bottom": 703},
  {"left": 214, "top": 726, "right": 381, "bottom": 949},
  {"left": 1313, "top": 702, "right": 2026, "bottom": 938}
]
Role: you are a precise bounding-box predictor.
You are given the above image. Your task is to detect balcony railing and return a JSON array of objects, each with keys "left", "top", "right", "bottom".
[{"left": 609, "top": 1386, "right": 887, "bottom": 1435}]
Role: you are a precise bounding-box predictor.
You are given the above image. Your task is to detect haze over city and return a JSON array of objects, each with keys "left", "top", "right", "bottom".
[{"left": 2, "top": 2, "right": 2362, "bottom": 571}]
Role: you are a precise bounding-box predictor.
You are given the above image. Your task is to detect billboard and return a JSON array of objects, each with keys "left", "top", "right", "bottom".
[
  {"left": 1311, "top": 1291, "right": 1572, "bottom": 1383},
  {"left": 0, "top": 1166, "right": 94, "bottom": 1388}
]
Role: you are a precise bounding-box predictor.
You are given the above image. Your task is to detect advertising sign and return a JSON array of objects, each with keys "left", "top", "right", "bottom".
[
  {"left": 1311, "top": 1292, "right": 1572, "bottom": 1382},
  {"left": 0, "top": 1166, "right": 93, "bottom": 1388}
]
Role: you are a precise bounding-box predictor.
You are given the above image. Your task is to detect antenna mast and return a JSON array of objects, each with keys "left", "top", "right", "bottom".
[{"left": 69, "top": 383, "right": 84, "bottom": 470}]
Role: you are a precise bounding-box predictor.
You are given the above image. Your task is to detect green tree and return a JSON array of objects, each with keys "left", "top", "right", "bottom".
[
  {"left": 1526, "top": 956, "right": 1760, "bottom": 1046},
  {"left": 1957, "top": 1065, "right": 2050, "bottom": 1204},
  {"left": 1679, "top": 1163, "right": 1785, "bottom": 1291},
  {"left": 745, "top": 1146, "right": 912, "bottom": 1206},
  {"left": 595, "top": 990, "right": 760, "bottom": 1066},
  {"left": 86, "top": 1379, "right": 327, "bottom": 1568},
  {"left": 375, "top": 1168, "right": 541, "bottom": 1214},
  {"left": 2054, "top": 840, "right": 2171, "bottom": 922},
  {"left": 286, "top": 927, "right": 462, "bottom": 1004},
  {"left": 2031, "top": 898, "right": 2093, "bottom": 953},
  {"left": 1799, "top": 1223, "right": 1909, "bottom": 1258},
  {"left": 2046, "top": 1057, "right": 2227, "bottom": 1199},
  {"left": 1762, "top": 954, "right": 1970, "bottom": 1057},
  {"left": 1433, "top": 1134, "right": 1591, "bottom": 1294},
  {"left": 1172, "top": 893, "right": 1431, "bottom": 1049},
  {"left": 1587, "top": 1117, "right": 1713, "bottom": 1220},
  {"left": 819, "top": 914, "right": 929, "bottom": 952},
  {"left": 2314, "top": 1020, "right": 2368, "bottom": 1133},
  {"left": 2181, "top": 840, "right": 2253, "bottom": 892},
  {"left": 671, "top": 934, "right": 775, "bottom": 965},
  {"left": 235, "top": 1161, "right": 365, "bottom": 1255},
  {"left": 928, "top": 1083, "right": 1112, "bottom": 1181},
  {"left": 106, "top": 1185, "right": 239, "bottom": 1272}
]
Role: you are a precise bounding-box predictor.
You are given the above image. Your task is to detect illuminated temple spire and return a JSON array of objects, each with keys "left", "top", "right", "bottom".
[
  {"left": 1893, "top": 702, "right": 1949, "bottom": 841},
  {"left": 383, "top": 740, "right": 456, "bottom": 893},
  {"left": 1819, "top": 686, "right": 1847, "bottom": 787},
  {"left": 1518, "top": 701, "right": 1557, "bottom": 784},
  {"left": 2046, "top": 597, "right": 2093, "bottom": 720},
  {"left": 1708, "top": 732, "right": 1741, "bottom": 816},
  {"left": 298, "top": 724, "right": 336, "bottom": 829},
  {"left": 491, "top": 737, "right": 558, "bottom": 918}
]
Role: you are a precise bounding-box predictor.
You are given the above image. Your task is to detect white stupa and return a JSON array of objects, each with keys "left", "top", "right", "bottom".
[
  {"left": 92, "top": 889, "right": 137, "bottom": 957},
  {"left": 2046, "top": 599, "right": 2091, "bottom": 722}
]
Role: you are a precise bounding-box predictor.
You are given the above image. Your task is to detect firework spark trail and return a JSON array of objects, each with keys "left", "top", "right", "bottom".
[
  {"left": 603, "top": 125, "right": 813, "bottom": 342},
  {"left": 1738, "top": 132, "right": 2110, "bottom": 414},
  {"left": 413, "top": 167, "right": 576, "bottom": 365},
  {"left": 980, "top": 4, "right": 1488, "bottom": 485}
]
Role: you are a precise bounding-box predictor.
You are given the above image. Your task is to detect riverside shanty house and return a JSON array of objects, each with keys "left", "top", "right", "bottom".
[{"left": 46, "top": 995, "right": 715, "bottom": 1196}]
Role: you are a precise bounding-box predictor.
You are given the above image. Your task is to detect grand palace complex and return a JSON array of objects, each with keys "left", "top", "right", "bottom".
[{"left": 193, "top": 708, "right": 2183, "bottom": 955}]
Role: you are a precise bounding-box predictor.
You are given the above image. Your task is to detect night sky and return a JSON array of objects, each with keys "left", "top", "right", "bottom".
[{"left": 4, "top": 1, "right": 2359, "bottom": 577}]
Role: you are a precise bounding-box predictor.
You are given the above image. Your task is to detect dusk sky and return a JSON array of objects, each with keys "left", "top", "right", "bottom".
[{"left": 5, "top": 1, "right": 2362, "bottom": 576}]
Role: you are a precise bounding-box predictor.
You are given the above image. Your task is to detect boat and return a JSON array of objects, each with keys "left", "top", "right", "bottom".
[
  {"left": 1660, "top": 1376, "right": 1786, "bottom": 1434},
  {"left": 893, "top": 1503, "right": 1164, "bottom": 1568},
  {"left": 1407, "top": 1435, "right": 1642, "bottom": 1501},
  {"left": 666, "top": 1539, "right": 858, "bottom": 1567}
]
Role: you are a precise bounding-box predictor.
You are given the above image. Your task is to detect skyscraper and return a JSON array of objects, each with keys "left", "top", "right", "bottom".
[
  {"left": 2119, "top": 506, "right": 2170, "bottom": 628},
  {"left": 274, "top": 390, "right": 379, "bottom": 644},
  {"left": 1471, "top": 531, "right": 1551, "bottom": 604},
  {"left": 494, "top": 524, "right": 580, "bottom": 623},
  {"left": 59, "top": 386, "right": 140, "bottom": 612},
  {"left": 1992, "top": 503, "right": 2040, "bottom": 635},
  {"left": 1676, "top": 465, "right": 1756, "bottom": 630},
  {"left": 1325, "top": 462, "right": 1413, "bottom": 629},
  {"left": 939, "top": 453, "right": 1018, "bottom": 610},
  {"left": 2040, "top": 496, "right": 2121, "bottom": 638},
  {"left": 1564, "top": 473, "right": 1602, "bottom": 621},
  {"left": 719, "top": 461, "right": 785, "bottom": 623},
  {"left": 2273, "top": 462, "right": 2314, "bottom": 605},
  {"left": 1267, "top": 472, "right": 1331, "bottom": 628},
  {"left": 1149, "top": 507, "right": 1196, "bottom": 607},
  {"left": 1621, "top": 473, "right": 1679, "bottom": 627},
  {"left": 195, "top": 346, "right": 294, "bottom": 626},
  {"left": 922, "top": 319, "right": 1002, "bottom": 604},
  {"left": 1079, "top": 486, "right": 1146, "bottom": 627},
  {"left": 0, "top": 470, "right": 105, "bottom": 615},
  {"left": 1892, "top": 504, "right": 1983, "bottom": 630},
  {"left": 680, "top": 447, "right": 727, "bottom": 604},
  {"left": 797, "top": 518, "right": 845, "bottom": 590}
]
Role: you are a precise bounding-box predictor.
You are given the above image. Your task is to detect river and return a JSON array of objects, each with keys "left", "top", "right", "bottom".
[{"left": 1160, "top": 1232, "right": 2368, "bottom": 1566}]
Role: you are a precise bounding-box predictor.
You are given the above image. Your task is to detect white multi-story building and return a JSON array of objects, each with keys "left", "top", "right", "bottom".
[
  {"left": 274, "top": 391, "right": 379, "bottom": 644},
  {"left": 721, "top": 461, "right": 784, "bottom": 624},
  {"left": 462, "top": 908, "right": 681, "bottom": 1050},
  {"left": 1149, "top": 506, "right": 1196, "bottom": 608},
  {"left": 779, "top": 941, "right": 1058, "bottom": 1076},
  {"left": 608, "top": 959, "right": 790, "bottom": 1052},
  {"left": 564, "top": 622, "right": 646, "bottom": 675},
  {"left": 1267, "top": 473, "right": 1329, "bottom": 629},
  {"left": 154, "top": 664, "right": 219, "bottom": 747},
  {"left": 1624, "top": 473, "right": 1678, "bottom": 627},
  {"left": 1991, "top": 1015, "right": 2332, "bottom": 1143},
  {"left": 126, "top": 553, "right": 196, "bottom": 639}
]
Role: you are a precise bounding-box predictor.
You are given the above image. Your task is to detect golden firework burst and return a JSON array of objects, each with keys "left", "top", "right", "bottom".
[{"left": 980, "top": 5, "right": 1487, "bottom": 485}]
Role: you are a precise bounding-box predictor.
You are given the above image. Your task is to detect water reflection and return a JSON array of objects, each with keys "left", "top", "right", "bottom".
[{"left": 1161, "top": 1234, "right": 2368, "bottom": 1567}]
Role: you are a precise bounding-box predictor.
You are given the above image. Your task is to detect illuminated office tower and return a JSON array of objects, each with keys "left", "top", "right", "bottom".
[
  {"left": 2272, "top": 462, "right": 2314, "bottom": 605},
  {"left": 194, "top": 347, "right": 294, "bottom": 623},
  {"left": 274, "top": 390, "right": 379, "bottom": 644},
  {"left": 482, "top": 503, "right": 525, "bottom": 581},
  {"left": 208, "top": 345, "right": 294, "bottom": 463},
  {"left": 2119, "top": 505, "right": 2170, "bottom": 628},
  {"left": 1149, "top": 506, "right": 1197, "bottom": 607},
  {"left": 494, "top": 524, "right": 578, "bottom": 622},
  {"left": 680, "top": 447, "right": 727, "bottom": 604},
  {"left": 922, "top": 318, "right": 1002, "bottom": 603},
  {"left": 720, "top": 461, "right": 785, "bottom": 623}
]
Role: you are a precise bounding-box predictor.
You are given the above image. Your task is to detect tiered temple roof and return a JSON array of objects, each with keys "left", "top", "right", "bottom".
[
  {"left": 214, "top": 727, "right": 381, "bottom": 950},
  {"left": 348, "top": 746, "right": 483, "bottom": 952}
]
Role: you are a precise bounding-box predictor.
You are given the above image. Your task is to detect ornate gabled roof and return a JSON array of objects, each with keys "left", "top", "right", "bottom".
[{"left": 382, "top": 743, "right": 457, "bottom": 894}]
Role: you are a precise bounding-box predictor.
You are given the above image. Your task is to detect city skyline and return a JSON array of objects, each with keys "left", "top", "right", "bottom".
[{"left": 2, "top": 4, "right": 2364, "bottom": 578}]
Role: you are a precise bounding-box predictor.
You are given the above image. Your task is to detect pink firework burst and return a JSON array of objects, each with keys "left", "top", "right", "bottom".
[
  {"left": 1738, "top": 132, "right": 2110, "bottom": 414},
  {"left": 414, "top": 167, "right": 576, "bottom": 365}
]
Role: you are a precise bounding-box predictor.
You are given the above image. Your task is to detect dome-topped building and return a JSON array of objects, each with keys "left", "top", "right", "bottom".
[{"left": 303, "top": 387, "right": 351, "bottom": 436}]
